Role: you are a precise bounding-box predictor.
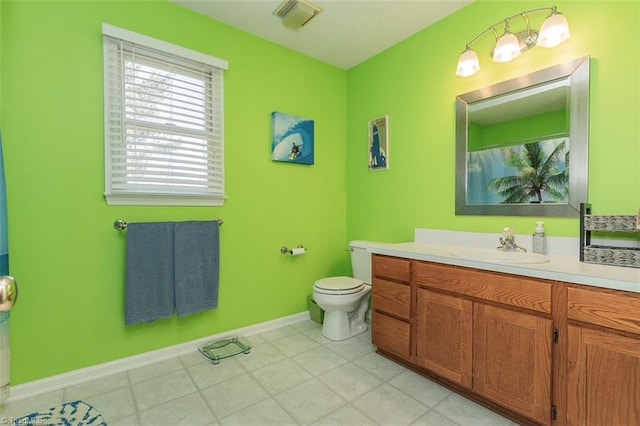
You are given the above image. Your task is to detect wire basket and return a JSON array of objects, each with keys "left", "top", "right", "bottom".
[
  {"left": 580, "top": 204, "right": 640, "bottom": 268},
  {"left": 582, "top": 245, "right": 640, "bottom": 268},
  {"left": 583, "top": 215, "right": 637, "bottom": 232}
]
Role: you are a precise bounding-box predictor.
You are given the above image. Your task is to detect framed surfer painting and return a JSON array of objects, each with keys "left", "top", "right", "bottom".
[
  {"left": 368, "top": 115, "right": 389, "bottom": 171},
  {"left": 271, "top": 111, "right": 315, "bottom": 165}
]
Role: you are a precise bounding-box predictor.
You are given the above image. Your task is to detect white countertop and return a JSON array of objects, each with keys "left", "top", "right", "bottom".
[{"left": 368, "top": 241, "right": 640, "bottom": 294}]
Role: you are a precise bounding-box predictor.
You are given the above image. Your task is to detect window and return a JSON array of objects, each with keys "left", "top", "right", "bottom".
[{"left": 103, "top": 24, "right": 228, "bottom": 206}]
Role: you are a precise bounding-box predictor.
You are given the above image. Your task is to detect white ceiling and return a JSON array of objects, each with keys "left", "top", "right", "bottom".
[{"left": 172, "top": 0, "right": 473, "bottom": 70}]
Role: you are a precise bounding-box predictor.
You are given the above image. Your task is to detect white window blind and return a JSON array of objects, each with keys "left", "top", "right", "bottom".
[{"left": 103, "top": 24, "right": 228, "bottom": 206}]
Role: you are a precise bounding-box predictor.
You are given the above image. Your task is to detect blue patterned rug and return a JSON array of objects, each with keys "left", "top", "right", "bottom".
[{"left": 14, "top": 400, "right": 106, "bottom": 425}]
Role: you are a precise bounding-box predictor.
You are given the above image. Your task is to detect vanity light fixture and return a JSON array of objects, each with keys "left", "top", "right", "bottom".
[{"left": 456, "top": 6, "right": 570, "bottom": 77}]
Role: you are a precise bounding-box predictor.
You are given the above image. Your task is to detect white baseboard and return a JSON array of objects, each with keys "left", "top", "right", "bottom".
[{"left": 7, "top": 311, "right": 309, "bottom": 403}]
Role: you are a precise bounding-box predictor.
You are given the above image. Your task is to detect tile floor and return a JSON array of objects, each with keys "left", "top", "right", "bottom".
[{"left": 0, "top": 319, "right": 517, "bottom": 425}]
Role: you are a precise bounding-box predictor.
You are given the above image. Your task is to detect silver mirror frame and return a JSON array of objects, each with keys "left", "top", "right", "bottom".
[{"left": 455, "top": 56, "right": 590, "bottom": 217}]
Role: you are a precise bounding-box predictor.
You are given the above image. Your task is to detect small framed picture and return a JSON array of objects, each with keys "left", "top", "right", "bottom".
[
  {"left": 368, "top": 115, "right": 389, "bottom": 171},
  {"left": 271, "top": 111, "right": 315, "bottom": 165}
]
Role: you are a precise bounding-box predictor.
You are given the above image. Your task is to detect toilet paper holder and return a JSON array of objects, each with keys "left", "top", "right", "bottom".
[{"left": 281, "top": 244, "right": 307, "bottom": 255}]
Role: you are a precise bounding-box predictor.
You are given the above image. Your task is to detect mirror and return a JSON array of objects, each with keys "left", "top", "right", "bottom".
[{"left": 456, "top": 56, "right": 590, "bottom": 217}]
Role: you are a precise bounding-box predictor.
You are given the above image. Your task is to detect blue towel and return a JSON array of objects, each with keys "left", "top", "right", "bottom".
[
  {"left": 174, "top": 221, "right": 220, "bottom": 317},
  {"left": 125, "top": 222, "right": 175, "bottom": 325}
]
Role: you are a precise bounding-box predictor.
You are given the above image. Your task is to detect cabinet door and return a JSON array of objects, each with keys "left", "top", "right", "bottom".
[
  {"left": 416, "top": 288, "right": 473, "bottom": 388},
  {"left": 371, "top": 310, "right": 411, "bottom": 359},
  {"left": 373, "top": 255, "right": 410, "bottom": 282},
  {"left": 567, "top": 325, "right": 640, "bottom": 426},
  {"left": 372, "top": 278, "right": 410, "bottom": 320},
  {"left": 474, "top": 303, "right": 552, "bottom": 425}
]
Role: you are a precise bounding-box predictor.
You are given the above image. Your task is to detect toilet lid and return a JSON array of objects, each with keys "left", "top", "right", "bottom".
[{"left": 314, "top": 276, "right": 363, "bottom": 292}]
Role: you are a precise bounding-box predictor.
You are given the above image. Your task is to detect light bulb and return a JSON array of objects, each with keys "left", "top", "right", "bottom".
[
  {"left": 492, "top": 32, "right": 521, "bottom": 63},
  {"left": 537, "top": 12, "right": 570, "bottom": 47},
  {"left": 456, "top": 49, "right": 480, "bottom": 77}
]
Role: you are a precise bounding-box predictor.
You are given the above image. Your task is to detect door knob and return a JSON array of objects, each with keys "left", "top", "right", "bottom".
[{"left": 0, "top": 276, "right": 17, "bottom": 312}]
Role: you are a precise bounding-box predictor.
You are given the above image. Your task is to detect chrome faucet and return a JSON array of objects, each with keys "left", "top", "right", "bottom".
[{"left": 497, "top": 227, "right": 527, "bottom": 252}]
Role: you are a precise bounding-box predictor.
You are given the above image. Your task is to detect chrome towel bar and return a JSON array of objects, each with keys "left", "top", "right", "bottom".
[{"left": 113, "top": 218, "right": 223, "bottom": 231}]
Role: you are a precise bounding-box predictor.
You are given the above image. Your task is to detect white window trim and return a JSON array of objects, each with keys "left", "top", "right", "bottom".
[
  {"left": 102, "top": 24, "right": 228, "bottom": 70},
  {"left": 102, "top": 24, "right": 228, "bottom": 207}
]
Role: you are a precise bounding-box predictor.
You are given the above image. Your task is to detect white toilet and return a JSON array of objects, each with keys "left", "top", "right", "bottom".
[{"left": 312, "top": 241, "right": 374, "bottom": 341}]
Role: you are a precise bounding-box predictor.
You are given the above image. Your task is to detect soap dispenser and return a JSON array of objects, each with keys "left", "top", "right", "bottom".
[{"left": 532, "top": 221, "right": 546, "bottom": 254}]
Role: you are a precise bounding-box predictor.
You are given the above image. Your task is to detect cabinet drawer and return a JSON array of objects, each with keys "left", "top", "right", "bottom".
[
  {"left": 372, "top": 278, "right": 410, "bottom": 319},
  {"left": 373, "top": 255, "right": 410, "bottom": 282},
  {"left": 414, "top": 261, "right": 551, "bottom": 314},
  {"left": 568, "top": 285, "right": 640, "bottom": 335},
  {"left": 372, "top": 311, "right": 411, "bottom": 358}
]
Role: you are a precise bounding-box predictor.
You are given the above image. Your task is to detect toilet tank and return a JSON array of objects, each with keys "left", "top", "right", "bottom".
[{"left": 349, "top": 240, "right": 378, "bottom": 284}]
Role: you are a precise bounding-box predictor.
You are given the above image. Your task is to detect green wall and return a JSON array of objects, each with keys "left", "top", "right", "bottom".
[
  {"left": 346, "top": 0, "right": 639, "bottom": 243},
  {"left": 470, "top": 110, "right": 568, "bottom": 151},
  {"left": 1, "top": 0, "right": 639, "bottom": 385},
  {"left": 1, "top": 1, "right": 347, "bottom": 384}
]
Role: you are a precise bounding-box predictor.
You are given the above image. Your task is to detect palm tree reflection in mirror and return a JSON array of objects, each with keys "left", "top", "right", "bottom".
[{"left": 488, "top": 140, "right": 569, "bottom": 204}]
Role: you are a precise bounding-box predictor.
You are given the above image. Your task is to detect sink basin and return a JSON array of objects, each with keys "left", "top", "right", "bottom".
[{"left": 449, "top": 248, "right": 550, "bottom": 264}]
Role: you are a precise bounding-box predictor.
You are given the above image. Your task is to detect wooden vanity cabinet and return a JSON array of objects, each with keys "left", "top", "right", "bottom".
[
  {"left": 566, "top": 285, "right": 640, "bottom": 426},
  {"left": 414, "top": 261, "right": 553, "bottom": 425},
  {"left": 371, "top": 254, "right": 640, "bottom": 426},
  {"left": 371, "top": 255, "right": 412, "bottom": 361}
]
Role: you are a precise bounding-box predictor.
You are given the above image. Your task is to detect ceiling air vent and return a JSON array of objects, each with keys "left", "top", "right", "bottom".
[{"left": 273, "top": 0, "right": 323, "bottom": 30}]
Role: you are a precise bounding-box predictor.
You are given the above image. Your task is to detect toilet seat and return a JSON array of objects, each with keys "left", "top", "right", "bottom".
[{"left": 313, "top": 276, "right": 364, "bottom": 295}]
